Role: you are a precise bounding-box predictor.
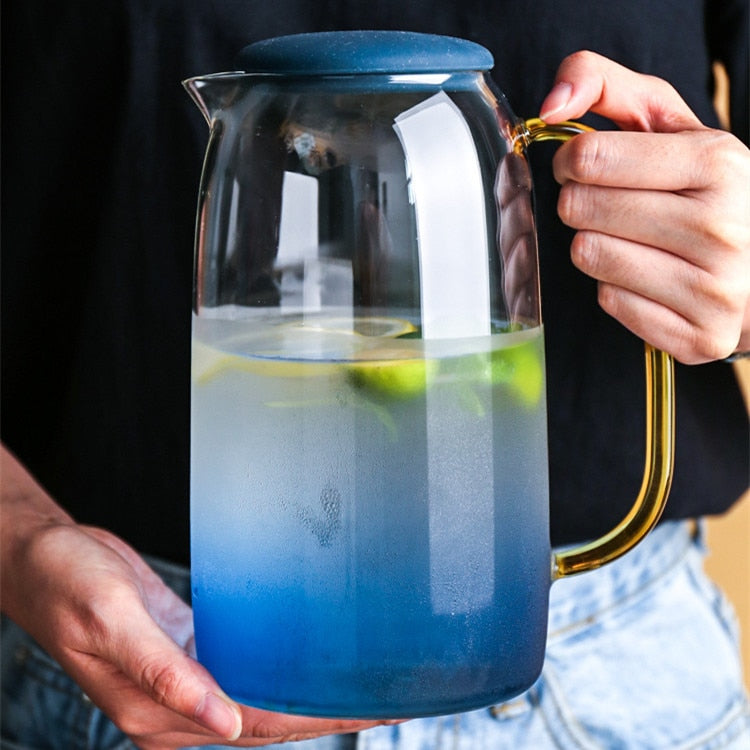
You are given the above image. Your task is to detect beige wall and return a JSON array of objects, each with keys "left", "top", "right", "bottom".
[
  {"left": 704, "top": 360, "right": 750, "bottom": 689},
  {"left": 701, "top": 64, "right": 749, "bottom": 689}
]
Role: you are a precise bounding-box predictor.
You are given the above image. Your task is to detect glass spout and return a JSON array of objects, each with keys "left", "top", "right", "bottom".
[{"left": 183, "top": 72, "right": 245, "bottom": 123}]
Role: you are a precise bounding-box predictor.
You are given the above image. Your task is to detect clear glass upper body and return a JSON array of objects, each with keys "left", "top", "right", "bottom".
[{"left": 186, "top": 70, "right": 541, "bottom": 339}]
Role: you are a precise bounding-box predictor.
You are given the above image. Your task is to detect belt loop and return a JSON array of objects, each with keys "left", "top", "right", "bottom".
[{"left": 691, "top": 518, "right": 707, "bottom": 552}]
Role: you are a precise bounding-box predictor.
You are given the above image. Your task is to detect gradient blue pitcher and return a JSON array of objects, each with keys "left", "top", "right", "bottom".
[{"left": 185, "top": 31, "right": 675, "bottom": 719}]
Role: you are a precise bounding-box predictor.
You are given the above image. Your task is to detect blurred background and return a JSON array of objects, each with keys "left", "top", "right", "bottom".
[
  {"left": 705, "top": 63, "right": 749, "bottom": 689},
  {"left": 706, "top": 359, "right": 750, "bottom": 690}
]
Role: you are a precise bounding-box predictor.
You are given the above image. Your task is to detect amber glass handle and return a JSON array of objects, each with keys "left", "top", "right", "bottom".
[
  {"left": 517, "top": 117, "right": 676, "bottom": 579},
  {"left": 517, "top": 117, "right": 595, "bottom": 146}
]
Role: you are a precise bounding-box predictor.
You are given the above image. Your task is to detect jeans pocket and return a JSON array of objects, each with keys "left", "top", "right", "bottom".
[{"left": 539, "top": 546, "right": 750, "bottom": 749}]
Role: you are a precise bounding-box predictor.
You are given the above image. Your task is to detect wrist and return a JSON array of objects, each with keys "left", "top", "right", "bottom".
[{"left": 1, "top": 445, "right": 75, "bottom": 616}]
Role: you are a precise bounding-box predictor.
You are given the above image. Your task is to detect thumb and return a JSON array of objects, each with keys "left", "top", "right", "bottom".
[
  {"left": 102, "top": 602, "right": 243, "bottom": 741},
  {"left": 539, "top": 50, "right": 704, "bottom": 133}
]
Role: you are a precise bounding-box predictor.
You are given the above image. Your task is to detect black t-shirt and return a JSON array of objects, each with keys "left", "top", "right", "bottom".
[{"left": 2, "top": 0, "right": 748, "bottom": 564}]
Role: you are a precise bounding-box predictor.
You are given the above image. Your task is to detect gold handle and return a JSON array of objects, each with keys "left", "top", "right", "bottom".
[
  {"left": 517, "top": 117, "right": 595, "bottom": 147},
  {"left": 554, "top": 345, "right": 674, "bottom": 578},
  {"left": 517, "top": 117, "right": 676, "bottom": 579}
]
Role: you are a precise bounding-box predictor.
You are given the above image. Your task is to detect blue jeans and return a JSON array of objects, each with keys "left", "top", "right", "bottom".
[{"left": 2, "top": 522, "right": 749, "bottom": 749}]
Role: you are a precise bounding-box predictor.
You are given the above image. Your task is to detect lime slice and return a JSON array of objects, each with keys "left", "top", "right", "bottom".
[
  {"left": 347, "top": 355, "right": 437, "bottom": 400},
  {"left": 489, "top": 341, "right": 544, "bottom": 406}
]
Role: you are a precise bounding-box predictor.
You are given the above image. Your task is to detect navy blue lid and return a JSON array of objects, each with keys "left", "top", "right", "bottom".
[{"left": 237, "top": 31, "right": 494, "bottom": 76}]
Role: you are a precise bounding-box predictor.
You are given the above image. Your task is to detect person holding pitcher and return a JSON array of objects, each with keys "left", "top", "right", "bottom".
[{"left": 2, "top": 0, "right": 749, "bottom": 748}]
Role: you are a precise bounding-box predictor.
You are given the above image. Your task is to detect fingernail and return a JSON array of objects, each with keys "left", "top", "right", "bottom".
[
  {"left": 540, "top": 81, "right": 573, "bottom": 120},
  {"left": 195, "top": 692, "right": 242, "bottom": 741}
]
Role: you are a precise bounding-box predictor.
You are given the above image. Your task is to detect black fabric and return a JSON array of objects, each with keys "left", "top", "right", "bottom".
[{"left": 2, "top": 0, "right": 748, "bottom": 564}]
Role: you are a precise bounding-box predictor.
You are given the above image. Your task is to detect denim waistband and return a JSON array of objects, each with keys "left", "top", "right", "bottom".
[{"left": 546, "top": 520, "right": 698, "bottom": 637}]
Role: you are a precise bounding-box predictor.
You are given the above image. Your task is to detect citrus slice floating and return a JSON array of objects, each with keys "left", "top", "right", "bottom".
[
  {"left": 489, "top": 341, "right": 544, "bottom": 406},
  {"left": 282, "top": 315, "right": 417, "bottom": 338},
  {"left": 192, "top": 340, "right": 337, "bottom": 384},
  {"left": 193, "top": 316, "right": 419, "bottom": 385},
  {"left": 347, "top": 356, "right": 437, "bottom": 400}
]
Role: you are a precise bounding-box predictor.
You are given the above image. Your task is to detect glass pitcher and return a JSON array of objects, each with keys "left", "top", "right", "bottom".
[{"left": 185, "top": 31, "right": 674, "bottom": 719}]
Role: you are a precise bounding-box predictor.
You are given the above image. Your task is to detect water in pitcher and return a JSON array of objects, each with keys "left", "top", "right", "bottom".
[{"left": 190, "top": 311, "right": 551, "bottom": 718}]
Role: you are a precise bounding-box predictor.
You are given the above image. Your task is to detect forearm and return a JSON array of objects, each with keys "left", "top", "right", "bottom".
[
  {"left": 0, "top": 443, "right": 244, "bottom": 742},
  {"left": 0, "top": 443, "right": 392, "bottom": 745},
  {"left": 0, "top": 444, "right": 75, "bottom": 618}
]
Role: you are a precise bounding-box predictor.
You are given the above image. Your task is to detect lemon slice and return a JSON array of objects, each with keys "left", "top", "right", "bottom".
[
  {"left": 192, "top": 340, "right": 337, "bottom": 384},
  {"left": 193, "top": 316, "right": 418, "bottom": 385},
  {"left": 285, "top": 316, "right": 417, "bottom": 338}
]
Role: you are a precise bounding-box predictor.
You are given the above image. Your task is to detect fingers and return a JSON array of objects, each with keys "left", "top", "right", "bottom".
[
  {"left": 25, "top": 524, "right": 243, "bottom": 743},
  {"left": 234, "top": 707, "right": 393, "bottom": 745},
  {"left": 537, "top": 52, "right": 750, "bottom": 361},
  {"left": 61, "top": 534, "right": 387, "bottom": 745},
  {"left": 62, "top": 577, "right": 243, "bottom": 741},
  {"left": 552, "top": 129, "right": 750, "bottom": 265},
  {"left": 553, "top": 127, "right": 750, "bottom": 361},
  {"left": 552, "top": 130, "right": 734, "bottom": 192},
  {"left": 557, "top": 181, "right": 709, "bottom": 267},
  {"left": 109, "top": 610, "right": 240, "bottom": 740},
  {"left": 70, "top": 644, "right": 387, "bottom": 749},
  {"left": 554, "top": 131, "right": 750, "bottom": 274},
  {"left": 67, "top": 657, "right": 240, "bottom": 748},
  {"left": 8, "top": 512, "right": 397, "bottom": 748},
  {"left": 569, "top": 231, "right": 745, "bottom": 362},
  {"left": 539, "top": 50, "right": 702, "bottom": 133}
]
